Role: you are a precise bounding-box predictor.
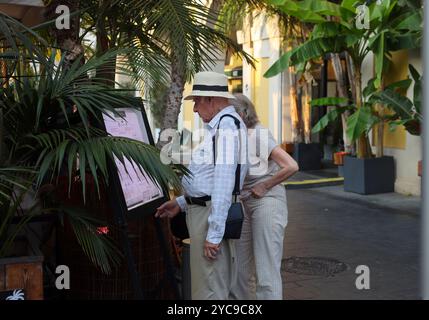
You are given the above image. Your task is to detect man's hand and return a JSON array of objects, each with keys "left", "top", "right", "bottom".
[
  {"left": 155, "top": 199, "right": 181, "bottom": 218},
  {"left": 204, "top": 240, "right": 220, "bottom": 260},
  {"left": 251, "top": 182, "right": 269, "bottom": 198}
]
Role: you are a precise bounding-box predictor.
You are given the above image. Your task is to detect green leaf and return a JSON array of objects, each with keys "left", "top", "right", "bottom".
[
  {"left": 363, "top": 78, "right": 377, "bottom": 98},
  {"left": 266, "top": 0, "right": 288, "bottom": 5},
  {"left": 409, "top": 64, "right": 422, "bottom": 114},
  {"left": 387, "top": 33, "right": 422, "bottom": 51},
  {"left": 346, "top": 106, "right": 378, "bottom": 141},
  {"left": 264, "top": 49, "right": 295, "bottom": 78},
  {"left": 310, "top": 97, "right": 349, "bottom": 107},
  {"left": 385, "top": 79, "right": 412, "bottom": 91},
  {"left": 371, "top": 30, "right": 386, "bottom": 88},
  {"left": 288, "top": 36, "right": 348, "bottom": 67},
  {"left": 341, "top": 0, "right": 358, "bottom": 13},
  {"left": 312, "top": 107, "right": 348, "bottom": 133},
  {"left": 409, "top": 64, "right": 421, "bottom": 83},
  {"left": 300, "top": 0, "right": 342, "bottom": 17},
  {"left": 311, "top": 22, "right": 341, "bottom": 39},
  {"left": 395, "top": 11, "right": 423, "bottom": 31},
  {"left": 376, "top": 88, "right": 421, "bottom": 121}
]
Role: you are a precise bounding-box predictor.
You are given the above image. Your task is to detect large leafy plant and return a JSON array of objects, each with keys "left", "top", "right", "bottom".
[
  {"left": 0, "top": 13, "right": 188, "bottom": 273},
  {"left": 371, "top": 64, "right": 422, "bottom": 136},
  {"left": 264, "top": 0, "right": 422, "bottom": 158}
]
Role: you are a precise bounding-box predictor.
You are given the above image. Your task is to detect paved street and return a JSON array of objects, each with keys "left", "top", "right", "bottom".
[{"left": 282, "top": 185, "right": 421, "bottom": 300}]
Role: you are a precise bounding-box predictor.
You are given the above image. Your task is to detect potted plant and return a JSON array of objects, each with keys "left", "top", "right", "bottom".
[
  {"left": 0, "top": 13, "right": 187, "bottom": 298},
  {"left": 371, "top": 64, "right": 422, "bottom": 176},
  {"left": 264, "top": 0, "right": 422, "bottom": 193}
]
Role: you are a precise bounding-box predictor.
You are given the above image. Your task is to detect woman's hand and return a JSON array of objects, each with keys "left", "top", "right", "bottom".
[{"left": 250, "top": 182, "right": 269, "bottom": 198}]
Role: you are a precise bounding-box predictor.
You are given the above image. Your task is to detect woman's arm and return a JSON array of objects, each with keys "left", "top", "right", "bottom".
[
  {"left": 263, "top": 146, "right": 299, "bottom": 189},
  {"left": 250, "top": 146, "right": 299, "bottom": 198}
]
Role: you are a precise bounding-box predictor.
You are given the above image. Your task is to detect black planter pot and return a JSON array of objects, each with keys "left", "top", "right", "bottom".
[
  {"left": 344, "top": 156, "right": 395, "bottom": 195},
  {"left": 293, "top": 143, "right": 322, "bottom": 171}
]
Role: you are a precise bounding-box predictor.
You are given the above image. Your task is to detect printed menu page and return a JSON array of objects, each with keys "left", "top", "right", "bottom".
[{"left": 103, "top": 108, "right": 163, "bottom": 210}]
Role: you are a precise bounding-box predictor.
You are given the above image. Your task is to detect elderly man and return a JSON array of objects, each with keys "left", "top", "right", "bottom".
[{"left": 156, "top": 71, "right": 247, "bottom": 300}]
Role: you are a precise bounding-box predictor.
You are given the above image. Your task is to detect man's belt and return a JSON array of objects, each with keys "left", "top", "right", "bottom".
[{"left": 185, "top": 195, "right": 211, "bottom": 207}]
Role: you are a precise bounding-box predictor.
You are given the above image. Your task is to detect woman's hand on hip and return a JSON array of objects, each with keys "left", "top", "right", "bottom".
[{"left": 250, "top": 182, "right": 268, "bottom": 198}]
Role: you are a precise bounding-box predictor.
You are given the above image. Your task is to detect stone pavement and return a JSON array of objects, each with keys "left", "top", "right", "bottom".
[{"left": 282, "top": 185, "right": 421, "bottom": 300}]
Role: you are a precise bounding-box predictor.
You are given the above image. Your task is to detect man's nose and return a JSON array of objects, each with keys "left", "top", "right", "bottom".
[{"left": 193, "top": 104, "right": 198, "bottom": 113}]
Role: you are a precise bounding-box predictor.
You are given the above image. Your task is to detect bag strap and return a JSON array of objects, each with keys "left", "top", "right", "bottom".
[{"left": 212, "top": 114, "right": 241, "bottom": 200}]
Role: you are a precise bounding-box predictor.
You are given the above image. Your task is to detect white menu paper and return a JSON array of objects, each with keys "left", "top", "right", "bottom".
[{"left": 103, "top": 108, "right": 163, "bottom": 211}]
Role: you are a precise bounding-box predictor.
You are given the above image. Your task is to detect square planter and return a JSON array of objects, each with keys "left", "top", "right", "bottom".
[
  {"left": 338, "top": 165, "right": 344, "bottom": 177},
  {"left": 293, "top": 143, "right": 322, "bottom": 171},
  {"left": 344, "top": 156, "right": 395, "bottom": 195}
]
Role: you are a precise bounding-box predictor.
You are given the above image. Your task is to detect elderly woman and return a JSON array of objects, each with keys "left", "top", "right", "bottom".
[{"left": 231, "top": 94, "right": 298, "bottom": 300}]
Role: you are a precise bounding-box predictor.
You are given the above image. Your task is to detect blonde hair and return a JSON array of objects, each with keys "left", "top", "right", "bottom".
[{"left": 230, "top": 93, "right": 259, "bottom": 128}]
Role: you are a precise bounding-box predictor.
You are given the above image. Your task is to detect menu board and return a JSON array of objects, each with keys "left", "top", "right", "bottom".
[{"left": 103, "top": 108, "right": 163, "bottom": 211}]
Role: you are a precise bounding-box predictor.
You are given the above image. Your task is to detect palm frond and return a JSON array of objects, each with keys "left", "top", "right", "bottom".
[
  {"left": 59, "top": 205, "right": 123, "bottom": 275},
  {"left": 130, "top": 0, "right": 254, "bottom": 78},
  {"left": 0, "top": 187, "right": 40, "bottom": 257},
  {"left": 0, "top": 167, "right": 36, "bottom": 206},
  {"left": 24, "top": 127, "right": 188, "bottom": 202}
]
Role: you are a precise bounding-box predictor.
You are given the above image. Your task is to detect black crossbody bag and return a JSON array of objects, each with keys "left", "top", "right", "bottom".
[{"left": 213, "top": 114, "right": 244, "bottom": 240}]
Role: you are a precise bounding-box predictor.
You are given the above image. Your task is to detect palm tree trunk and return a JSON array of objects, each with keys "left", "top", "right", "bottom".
[
  {"left": 95, "top": 0, "right": 116, "bottom": 86},
  {"left": 289, "top": 67, "right": 301, "bottom": 143},
  {"left": 302, "top": 81, "right": 312, "bottom": 144},
  {"left": 207, "top": 0, "right": 225, "bottom": 26},
  {"left": 355, "top": 69, "right": 372, "bottom": 158},
  {"left": 376, "top": 117, "right": 384, "bottom": 157},
  {"left": 157, "top": 54, "right": 186, "bottom": 149},
  {"left": 330, "top": 53, "right": 353, "bottom": 153},
  {"left": 156, "top": 0, "right": 226, "bottom": 149},
  {"left": 375, "top": 80, "right": 386, "bottom": 158}
]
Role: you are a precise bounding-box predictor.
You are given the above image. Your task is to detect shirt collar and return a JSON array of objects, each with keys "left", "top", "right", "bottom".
[{"left": 207, "top": 106, "right": 236, "bottom": 129}]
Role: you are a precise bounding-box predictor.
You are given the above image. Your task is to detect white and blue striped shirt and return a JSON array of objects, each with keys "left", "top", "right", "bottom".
[{"left": 176, "top": 106, "right": 248, "bottom": 244}]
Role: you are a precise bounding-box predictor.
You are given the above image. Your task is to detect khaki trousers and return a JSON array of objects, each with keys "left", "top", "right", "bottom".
[
  {"left": 186, "top": 202, "right": 237, "bottom": 300},
  {"left": 231, "top": 185, "right": 288, "bottom": 300}
]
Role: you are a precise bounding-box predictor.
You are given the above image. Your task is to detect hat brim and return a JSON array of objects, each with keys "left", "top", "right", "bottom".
[{"left": 183, "top": 90, "right": 236, "bottom": 100}]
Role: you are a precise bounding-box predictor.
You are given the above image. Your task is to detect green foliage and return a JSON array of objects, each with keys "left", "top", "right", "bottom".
[
  {"left": 0, "top": 13, "right": 188, "bottom": 272},
  {"left": 370, "top": 65, "right": 422, "bottom": 136},
  {"left": 265, "top": 0, "right": 422, "bottom": 82},
  {"left": 58, "top": 205, "right": 123, "bottom": 275},
  {"left": 346, "top": 105, "right": 379, "bottom": 142},
  {"left": 310, "top": 97, "right": 349, "bottom": 107},
  {"left": 265, "top": 0, "right": 422, "bottom": 156},
  {"left": 311, "top": 107, "right": 350, "bottom": 134}
]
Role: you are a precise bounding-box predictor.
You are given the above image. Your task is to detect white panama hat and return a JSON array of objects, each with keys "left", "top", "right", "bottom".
[{"left": 183, "top": 71, "right": 236, "bottom": 100}]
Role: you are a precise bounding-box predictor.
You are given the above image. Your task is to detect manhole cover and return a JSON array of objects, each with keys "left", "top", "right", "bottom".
[{"left": 281, "top": 256, "right": 348, "bottom": 277}]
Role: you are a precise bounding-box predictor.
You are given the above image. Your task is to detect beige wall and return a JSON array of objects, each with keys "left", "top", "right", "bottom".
[
  {"left": 383, "top": 49, "right": 422, "bottom": 196},
  {"left": 239, "top": 12, "right": 283, "bottom": 143}
]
